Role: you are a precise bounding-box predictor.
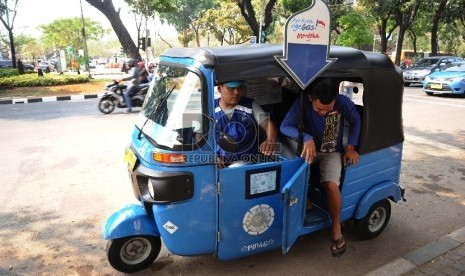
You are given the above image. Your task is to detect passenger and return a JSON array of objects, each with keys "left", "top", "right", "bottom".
[
  {"left": 280, "top": 78, "right": 361, "bottom": 257},
  {"left": 215, "top": 80, "right": 278, "bottom": 169}
]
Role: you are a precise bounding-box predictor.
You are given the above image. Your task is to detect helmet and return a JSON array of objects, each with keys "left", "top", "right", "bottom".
[
  {"left": 126, "top": 58, "right": 136, "bottom": 68},
  {"left": 137, "top": 61, "right": 145, "bottom": 68}
]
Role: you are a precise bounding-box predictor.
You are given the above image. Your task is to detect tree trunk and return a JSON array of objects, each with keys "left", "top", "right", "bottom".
[
  {"left": 395, "top": 26, "right": 406, "bottom": 66},
  {"left": 8, "top": 29, "right": 16, "bottom": 68},
  {"left": 430, "top": 0, "right": 446, "bottom": 55},
  {"left": 85, "top": 0, "right": 141, "bottom": 60},
  {"left": 237, "top": 0, "right": 277, "bottom": 38}
]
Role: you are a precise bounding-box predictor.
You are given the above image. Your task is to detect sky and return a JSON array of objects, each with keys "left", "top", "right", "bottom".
[
  {"left": 14, "top": 0, "right": 125, "bottom": 36},
  {"left": 12, "top": 0, "right": 169, "bottom": 40}
]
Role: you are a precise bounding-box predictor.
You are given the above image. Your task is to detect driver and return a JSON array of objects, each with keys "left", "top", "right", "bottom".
[
  {"left": 119, "top": 60, "right": 148, "bottom": 113},
  {"left": 214, "top": 80, "right": 278, "bottom": 168}
]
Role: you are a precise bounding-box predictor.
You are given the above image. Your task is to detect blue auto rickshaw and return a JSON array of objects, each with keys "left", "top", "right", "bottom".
[{"left": 102, "top": 44, "right": 405, "bottom": 273}]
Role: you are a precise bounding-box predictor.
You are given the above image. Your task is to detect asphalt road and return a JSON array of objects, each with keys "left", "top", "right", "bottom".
[{"left": 0, "top": 86, "right": 464, "bottom": 275}]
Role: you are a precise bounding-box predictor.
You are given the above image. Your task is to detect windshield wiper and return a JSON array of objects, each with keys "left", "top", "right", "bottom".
[{"left": 137, "top": 85, "right": 176, "bottom": 140}]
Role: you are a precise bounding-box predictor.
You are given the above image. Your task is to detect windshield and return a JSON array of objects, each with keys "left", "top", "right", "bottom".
[
  {"left": 413, "top": 58, "right": 440, "bottom": 67},
  {"left": 139, "top": 65, "right": 204, "bottom": 149},
  {"left": 444, "top": 64, "right": 465, "bottom": 72}
]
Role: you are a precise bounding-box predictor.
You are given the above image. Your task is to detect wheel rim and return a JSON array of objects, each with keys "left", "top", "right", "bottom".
[
  {"left": 368, "top": 206, "right": 386, "bottom": 232},
  {"left": 99, "top": 100, "right": 115, "bottom": 113},
  {"left": 120, "top": 237, "right": 152, "bottom": 265}
]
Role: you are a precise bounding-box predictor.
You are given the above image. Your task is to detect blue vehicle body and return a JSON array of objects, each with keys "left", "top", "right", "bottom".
[
  {"left": 423, "top": 62, "right": 465, "bottom": 96},
  {"left": 103, "top": 44, "right": 405, "bottom": 273}
]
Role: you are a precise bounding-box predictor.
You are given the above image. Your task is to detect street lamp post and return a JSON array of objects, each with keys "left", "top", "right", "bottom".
[{"left": 79, "top": 0, "right": 92, "bottom": 78}]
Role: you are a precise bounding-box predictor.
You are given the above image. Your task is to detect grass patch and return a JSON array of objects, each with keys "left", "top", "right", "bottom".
[{"left": 0, "top": 78, "right": 110, "bottom": 98}]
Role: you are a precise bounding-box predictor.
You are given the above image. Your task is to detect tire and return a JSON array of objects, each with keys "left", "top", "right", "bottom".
[
  {"left": 426, "top": 92, "right": 434, "bottom": 96},
  {"left": 404, "top": 82, "right": 411, "bottom": 87},
  {"left": 354, "top": 199, "right": 391, "bottom": 240},
  {"left": 106, "top": 235, "right": 161, "bottom": 273},
  {"left": 98, "top": 98, "right": 116, "bottom": 114}
]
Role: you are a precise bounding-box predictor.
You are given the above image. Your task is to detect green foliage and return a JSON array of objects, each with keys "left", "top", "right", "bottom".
[
  {"left": 159, "top": 0, "right": 217, "bottom": 46},
  {"left": 0, "top": 68, "right": 19, "bottom": 78},
  {"left": 125, "top": 0, "right": 175, "bottom": 18},
  {"left": 279, "top": 0, "right": 311, "bottom": 14},
  {"left": 39, "top": 18, "right": 105, "bottom": 55},
  {"left": 0, "top": 73, "right": 89, "bottom": 87},
  {"left": 336, "top": 12, "right": 372, "bottom": 49},
  {"left": 196, "top": 2, "right": 251, "bottom": 45}
]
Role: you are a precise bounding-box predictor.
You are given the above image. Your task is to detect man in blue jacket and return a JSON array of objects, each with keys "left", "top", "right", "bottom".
[
  {"left": 280, "top": 78, "right": 361, "bottom": 257},
  {"left": 215, "top": 80, "right": 278, "bottom": 168}
]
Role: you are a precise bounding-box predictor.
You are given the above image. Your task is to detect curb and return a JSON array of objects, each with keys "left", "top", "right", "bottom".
[
  {"left": 364, "top": 225, "right": 465, "bottom": 275},
  {"left": 0, "top": 93, "right": 103, "bottom": 105}
]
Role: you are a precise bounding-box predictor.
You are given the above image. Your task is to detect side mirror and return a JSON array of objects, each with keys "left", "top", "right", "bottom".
[{"left": 218, "top": 132, "right": 238, "bottom": 153}]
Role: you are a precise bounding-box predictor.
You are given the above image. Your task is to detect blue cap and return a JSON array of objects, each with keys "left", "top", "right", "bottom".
[{"left": 224, "top": 81, "right": 244, "bottom": 88}]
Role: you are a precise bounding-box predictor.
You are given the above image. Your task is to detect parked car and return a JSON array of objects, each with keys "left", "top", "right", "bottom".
[
  {"left": 423, "top": 61, "right": 465, "bottom": 97},
  {"left": 88, "top": 60, "right": 96, "bottom": 68},
  {"left": 98, "top": 57, "right": 107, "bottom": 65},
  {"left": 37, "top": 61, "right": 55, "bottom": 72},
  {"left": 0, "top": 59, "right": 13, "bottom": 68},
  {"left": 403, "top": 56, "right": 464, "bottom": 86},
  {"left": 23, "top": 64, "right": 35, "bottom": 71}
]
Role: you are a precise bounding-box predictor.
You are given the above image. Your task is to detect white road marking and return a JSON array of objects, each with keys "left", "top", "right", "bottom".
[{"left": 403, "top": 94, "right": 465, "bottom": 108}]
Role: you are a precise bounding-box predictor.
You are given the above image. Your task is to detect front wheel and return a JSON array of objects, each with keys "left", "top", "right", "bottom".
[
  {"left": 354, "top": 199, "right": 391, "bottom": 240},
  {"left": 426, "top": 92, "right": 434, "bottom": 96},
  {"left": 98, "top": 97, "right": 116, "bottom": 114},
  {"left": 106, "top": 235, "right": 161, "bottom": 273}
]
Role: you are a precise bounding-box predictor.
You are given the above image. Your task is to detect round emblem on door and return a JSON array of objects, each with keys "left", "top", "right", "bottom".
[{"left": 242, "top": 204, "right": 275, "bottom": 235}]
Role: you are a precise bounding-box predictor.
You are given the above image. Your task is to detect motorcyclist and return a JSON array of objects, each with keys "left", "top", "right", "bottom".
[{"left": 119, "top": 59, "right": 148, "bottom": 113}]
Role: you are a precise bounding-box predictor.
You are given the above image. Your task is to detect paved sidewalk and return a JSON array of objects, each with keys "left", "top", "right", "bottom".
[
  {"left": 365, "top": 226, "right": 465, "bottom": 276},
  {"left": 0, "top": 93, "right": 102, "bottom": 105}
]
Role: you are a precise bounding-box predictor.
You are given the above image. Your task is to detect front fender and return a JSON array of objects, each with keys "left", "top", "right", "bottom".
[
  {"left": 102, "top": 204, "right": 159, "bottom": 240},
  {"left": 354, "top": 182, "right": 401, "bottom": 219}
]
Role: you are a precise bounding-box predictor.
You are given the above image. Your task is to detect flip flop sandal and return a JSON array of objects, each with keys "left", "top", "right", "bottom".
[{"left": 331, "top": 236, "right": 346, "bottom": 257}]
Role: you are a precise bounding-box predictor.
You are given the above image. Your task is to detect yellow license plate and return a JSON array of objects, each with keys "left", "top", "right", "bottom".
[
  {"left": 124, "top": 147, "right": 137, "bottom": 172},
  {"left": 431, "top": 83, "right": 442, "bottom": 89}
]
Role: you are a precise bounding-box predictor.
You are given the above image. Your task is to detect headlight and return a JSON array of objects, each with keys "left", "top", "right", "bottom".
[
  {"left": 419, "top": 70, "right": 431, "bottom": 77},
  {"left": 424, "top": 76, "right": 431, "bottom": 81},
  {"left": 453, "top": 77, "right": 465, "bottom": 83}
]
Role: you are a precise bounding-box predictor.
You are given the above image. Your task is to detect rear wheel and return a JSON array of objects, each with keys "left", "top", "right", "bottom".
[
  {"left": 354, "top": 199, "right": 391, "bottom": 240},
  {"left": 98, "top": 98, "right": 116, "bottom": 114},
  {"left": 106, "top": 235, "right": 161, "bottom": 273}
]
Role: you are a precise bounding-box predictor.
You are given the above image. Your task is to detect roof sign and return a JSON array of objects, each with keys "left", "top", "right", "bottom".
[{"left": 275, "top": 0, "right": 336, "bottom": 89}]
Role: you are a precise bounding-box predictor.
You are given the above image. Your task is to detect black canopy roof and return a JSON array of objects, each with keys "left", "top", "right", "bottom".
[{"left": 161, "top": 44, "right": 404, "bottom": 154}]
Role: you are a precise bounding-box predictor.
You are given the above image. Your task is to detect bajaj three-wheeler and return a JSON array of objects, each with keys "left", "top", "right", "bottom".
[{"left": 103, "top": 44, "right": 405, "bottom": 273}]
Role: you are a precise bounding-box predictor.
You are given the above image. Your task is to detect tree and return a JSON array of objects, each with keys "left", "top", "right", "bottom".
[
  {"left": 357, "top": 0, "right": 398, "bottom": 54},
  {"left": 335, "top": 12, "right": 372, "bottom": 50},
  {"left": 424, "top": 0, "right": 465, "bottom": 55},
  {"left": 13, "top": 33, "right": 37, "bottom": 61},
  {"left": 196, "top": 2, "right": 251, "bottom": 45},
  {"left": 40, "top": 18, "right": 104, "bottom": 57},
  {"left": 125, "top": 0, "right": 175, "bottom": 52},
  {"left": 85, "top": 0, "right": 141, "bottom": 60},
  {"left": 159, "top": 0, "right": 216, "bottom": 47},
  {"left": 392, "top": 0, "right": 422, "bottom": 65},
  {"left": 237, "top": 0, "right": 278, "bottom": 39},
  {"left": 0, "top": 0, "right": 18, "bottom": 68}
]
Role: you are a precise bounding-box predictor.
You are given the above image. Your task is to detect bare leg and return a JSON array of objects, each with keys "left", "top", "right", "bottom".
[{"left": 323, "top": 181, "right": 342, "bottom": 240}]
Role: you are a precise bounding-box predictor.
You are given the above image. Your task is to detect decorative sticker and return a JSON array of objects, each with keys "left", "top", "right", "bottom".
[
  {"left": 163, "top": 220, "right": 178, "bottom": 234},
  {"left": 242, "top": 204, "right": 275, "bottom": 235}
]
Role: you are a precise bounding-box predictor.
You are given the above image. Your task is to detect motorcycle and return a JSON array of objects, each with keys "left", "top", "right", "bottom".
[{"left": 98, "top": 80, "right": 148, "bottom": 114}]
